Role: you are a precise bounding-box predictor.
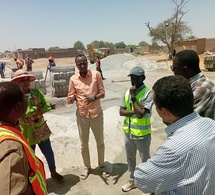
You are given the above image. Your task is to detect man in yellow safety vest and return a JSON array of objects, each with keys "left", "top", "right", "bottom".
[{"left": 119, "top": 66, "right": 153, "bottom": 192}]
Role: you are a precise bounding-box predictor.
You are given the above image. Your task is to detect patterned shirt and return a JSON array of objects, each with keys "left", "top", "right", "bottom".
[
  {"left": 189, "top": 72, "right": 215, "bottom": 119},
  {"left": 134, "top": 112, "right": 215, "bottom": 194}
]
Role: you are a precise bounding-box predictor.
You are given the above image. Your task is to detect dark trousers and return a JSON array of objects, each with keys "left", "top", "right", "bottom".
[
  {"left": 31, "top": 138, "right": 56, "bottom": 173},
  {"left": 96, "top": 67, "right": 104, "bottom": 79}
]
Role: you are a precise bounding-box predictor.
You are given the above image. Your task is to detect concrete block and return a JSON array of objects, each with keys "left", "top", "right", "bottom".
[
  {"left": 54, "top": 91, "right": 68, "bottom": 97},
  {"left": 63, "top": 85, "right": 68, "bottom": 92},
  {"left": 31, "top": 71, "right": 44, "bottom": 80},
  {"left": 53, "top": 80, "right": 67, "bottom": 87},
  {"left": 40, "top": 87, "right": 47, "bottom": 95},
  {"left": 40, "top": 80, "right": 46, "bottom": 88},
  {"left": 51, "top": 66, "right": 75, "bottom": 73},
  {"left": 34, "top": 80, "right": 41, "bottom": 88},
  {"left": 53, "top": 73, "right": 60, "bottom": 80}
]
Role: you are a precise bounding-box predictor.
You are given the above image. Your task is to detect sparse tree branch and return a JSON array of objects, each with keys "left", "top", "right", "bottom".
[{"left": 145, "top": 0, "right": 192, "bottom": 59}]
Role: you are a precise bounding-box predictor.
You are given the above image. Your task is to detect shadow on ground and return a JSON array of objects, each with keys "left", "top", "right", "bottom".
[{"left": 47, "top": 173, "right": 79, "bottom": 194}]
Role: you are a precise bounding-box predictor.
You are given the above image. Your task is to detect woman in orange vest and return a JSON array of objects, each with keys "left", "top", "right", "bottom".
[{"left": 0, "top": 82, "right": 47, "bottom": 195}]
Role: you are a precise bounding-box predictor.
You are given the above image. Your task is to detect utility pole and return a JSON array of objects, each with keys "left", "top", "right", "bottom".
[{"left": 164, "top": 21, "right": 169, "bottom": 65}]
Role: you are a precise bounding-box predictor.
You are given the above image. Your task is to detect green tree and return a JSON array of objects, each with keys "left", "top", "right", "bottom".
[
  {"left": 114, "top": 41, "right": 126, "bottom": 49},
  {"left": 74, "top": 41, "right": 85, "bottom": 50},
  {"left": 91, "top": 40, "right": 115, "bottom": 48},
  {"left": 145, "top": 0, "right": 192, "bottom": 59},
  {"left": 91, "top": 40, "right": 100, "bottom": 48},
  {"left": 48, "top": 46, "right": 60, "bottom": 51},
  {"left": 127, "top": 44, "right": 136, "bottom": 49},
  {"left": 138, "top": 41, "right": 149, "bottom": 46},
  {"left": 104, "top": 42, "right": 114, "bottom": 48},
  {"left": 151, "top": 41, "right": 158, "bottom": 46},
  {"left": 187, "top": 35, "right": 197, "bottom": 39},
  {"left": 4, "top": 50, "right": 11, "bottom": 53}
]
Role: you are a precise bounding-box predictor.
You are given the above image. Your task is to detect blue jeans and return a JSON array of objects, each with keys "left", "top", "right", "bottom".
[
  {"left": 124, "top": 133, "right": 151, "bottom": 181},
  {"left": 31, "top": 138, "right": 56, "bottom": 173}
]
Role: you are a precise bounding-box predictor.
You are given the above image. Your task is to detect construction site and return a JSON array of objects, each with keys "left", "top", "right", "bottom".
[{"left": 0, "top": 52, "right": 214, "bottom": 195}]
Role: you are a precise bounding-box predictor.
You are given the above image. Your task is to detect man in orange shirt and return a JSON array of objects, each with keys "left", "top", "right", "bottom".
[
  {"left": 67, "top": 54, "right": 109, "bottom": 180},
  {"left": 14, "top": 58, "right": 24, "bottom": 69}
]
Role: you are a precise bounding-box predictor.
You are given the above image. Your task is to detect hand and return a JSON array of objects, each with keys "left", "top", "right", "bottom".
[
  {"left": 139, "top": 102, "right": 145, "bottom": 109},
  {"left": 85, "top": 96, "right": 95, "bottom": 105},
  {"left": 70, "top": 95, "right": 76, "bottom": 103},
  {"left": 130, "top": 85, "right": 136, "bottom": 97},
  {"left": 36, "top": 110, "right": 43, "bottom": 116},
  {"left": 37, "top": 103, "right": 43, "bottom": 110}
]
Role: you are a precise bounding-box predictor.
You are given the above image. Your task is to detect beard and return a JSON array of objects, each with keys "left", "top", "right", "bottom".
[{"left": 162, "top": 119, "right": 170, "bottom": 126}]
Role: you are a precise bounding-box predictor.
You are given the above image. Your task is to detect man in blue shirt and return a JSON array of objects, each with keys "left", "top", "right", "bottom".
[
  {"left": 47, "top": 56, "right": 56, "bottom": 72},
  {"left": 0, "top": 62, "right": 5, "bottom": 78},
  {"left": 134, "top": 75, "right": 215, "bottom": 194}
]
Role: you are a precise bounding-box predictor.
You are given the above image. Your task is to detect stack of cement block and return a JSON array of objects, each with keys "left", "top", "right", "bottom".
[
  {"left": 51, "top": 66, "right": 75, "bottom": 97},
  {"left": 204, "top": 55, "right": 215, "bottom": 71},
  {"left": 30, "top": 72, "right": 47, "bottom": 95}
]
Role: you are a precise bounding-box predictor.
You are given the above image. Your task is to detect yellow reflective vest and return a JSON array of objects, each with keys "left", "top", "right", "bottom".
[{"left": 122, "top": 87, "right": 152, "bottom": 137}]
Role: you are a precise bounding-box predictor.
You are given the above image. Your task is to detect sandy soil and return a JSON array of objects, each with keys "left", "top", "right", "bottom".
[{"left": 1, "top": 53, "right": 214, "bottom": 195}]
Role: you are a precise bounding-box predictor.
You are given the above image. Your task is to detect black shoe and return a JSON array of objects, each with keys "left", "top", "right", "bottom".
[
  {"left": 102, "top": 78, "right": 106, "bottom": 80},
  {"left": 51, "top": 172, "right": 64, "bottom": 183}
]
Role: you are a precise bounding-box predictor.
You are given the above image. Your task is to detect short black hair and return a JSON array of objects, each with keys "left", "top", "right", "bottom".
[
  {"left": 153, "top": 75, "right": 194, "bottom": 117},
  {"left": 75, "top": 54, "right": 87, "bottom": 63},
  {"left": 0, "top": 82, "right": 24, "bottom": 116},
  {"left": 175, "top": 50, "right": 200, "bottom": 72}
]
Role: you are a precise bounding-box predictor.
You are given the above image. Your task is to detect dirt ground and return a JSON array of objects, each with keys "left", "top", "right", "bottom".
[{"left": 1, "top": 53, "right": 214, "bottom": 195}]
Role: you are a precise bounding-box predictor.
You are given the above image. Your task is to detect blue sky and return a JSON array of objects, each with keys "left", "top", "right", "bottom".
[{"left": 0, "top": 0, "right": 214, "bottom": 52}]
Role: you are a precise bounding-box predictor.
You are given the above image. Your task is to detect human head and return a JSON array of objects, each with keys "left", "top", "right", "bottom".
[
  {"left": 11, "top": 69, "right": 36, "bottom": 93},
  {"left": 171, "top": 50, "right": 200, "bottom": 79},
  {"left": 0, "top": 82, "right": 28, "bottom": 124},
  {"left": 11, "top": 69, "right": 36, "bottom": 83},
  {"left": 75, "top": 54, "right": 88, "bottom": 75},
  {"left": 152, "top": 75, "right": 194, "bottom": 124},
  {"left": 128, "top": 66, "right": 146, "bottom": 88},
  {"left": 48, "top": 56, "right": 54, "bottom": 62}
]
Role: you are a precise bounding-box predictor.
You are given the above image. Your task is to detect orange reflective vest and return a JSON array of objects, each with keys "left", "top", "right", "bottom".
[{"left": 0, "top": 126, "right": 47, "bottom": 195}]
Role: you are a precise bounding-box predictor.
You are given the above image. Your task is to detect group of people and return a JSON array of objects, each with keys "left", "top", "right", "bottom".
[
  {"left": 123, "top": 49, "right": 215, "bottom": 194},
  {"left": 0, "top": 66, "right": 62, "bottom": 194},
  {"left": 67, "top": 50, "right": 215, "bottom": 194},
  {"left": 1, "top": 49, "right": 215, "bottom": 194},
  {"left": 15, "top": 56, "right": 34, "bottom": 71}
]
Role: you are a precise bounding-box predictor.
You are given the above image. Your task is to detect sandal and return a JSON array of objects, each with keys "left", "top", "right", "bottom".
[{"left": 80, "top": 168, "right": 90, "bottom": 180}]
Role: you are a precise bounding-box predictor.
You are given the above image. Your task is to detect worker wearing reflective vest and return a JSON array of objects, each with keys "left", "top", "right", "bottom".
[
  {"left": 0, "top": 126, "right": 47, "bottom": 194},
  {"left": 120, "top": 66, "right": 153, "bottom": 192}
]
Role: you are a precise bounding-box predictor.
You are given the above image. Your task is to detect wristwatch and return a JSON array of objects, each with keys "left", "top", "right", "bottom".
[{"left": 94, "top": 96, "right": 97, "bottom": 101}]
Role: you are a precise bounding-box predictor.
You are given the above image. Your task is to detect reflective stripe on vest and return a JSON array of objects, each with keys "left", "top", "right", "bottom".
[
  {"left": 122, "top": 87, "right": 152, "bottom": 137},
  {"left": 0, "top": 126, "right": 47, "bottom": 195}
]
